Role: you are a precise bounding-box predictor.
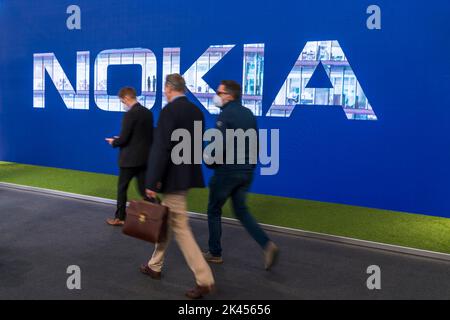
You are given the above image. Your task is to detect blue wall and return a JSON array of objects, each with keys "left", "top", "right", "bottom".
[{"left": 0, "top": 0, "right": 449, "bottom": 217}]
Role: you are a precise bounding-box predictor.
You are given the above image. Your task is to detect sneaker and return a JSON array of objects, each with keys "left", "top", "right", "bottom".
[
  {"left": 264, "top": 242, "right": 279, "bottom": 271},
  {"left": 203, "top": 251, "right": 224, "bottom": 264}
]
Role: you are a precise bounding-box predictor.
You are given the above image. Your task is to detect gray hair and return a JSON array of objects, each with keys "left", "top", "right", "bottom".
[{"left": 165, "top": 73, "right": 186, "bottom": 92}]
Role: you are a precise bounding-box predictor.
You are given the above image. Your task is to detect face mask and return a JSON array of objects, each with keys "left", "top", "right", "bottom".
[
  {"left": 213, "top": 94, "right": 224, "bottom": 108},
  {"left": 121, "top": 99, "right": 132, "bottom": 112}
]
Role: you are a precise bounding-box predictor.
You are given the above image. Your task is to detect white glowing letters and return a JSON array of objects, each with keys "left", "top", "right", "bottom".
[
  {"left": 33, "top": 41, "right": 377, "bottom": 120},
  {"left": 94, "top": 48, "right": 157, "bottom": 112},
  {"left": 34, "top": 51, "right": 90, "bottom": 110}
]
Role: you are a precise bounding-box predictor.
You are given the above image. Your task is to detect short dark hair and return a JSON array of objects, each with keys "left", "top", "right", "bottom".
[
  {"left": 221, "top": 80, "right": 242, "bottom": 100},
  {"left": 118, "top": 87, "right": 137, "bottom": 99},
  {"left": 165, "top": 73, "right": 186, "bottom": 92}
]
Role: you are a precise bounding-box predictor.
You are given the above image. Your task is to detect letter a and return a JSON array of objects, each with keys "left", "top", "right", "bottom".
[
  {"left": 366, "top": 265, "right": 381, "bottom": 290},
  {"left": 67, "top": 5, "right": 81, "bottom": 30},
  {"left": 367, "top": 5, "right": 381, "bottom": 30}
]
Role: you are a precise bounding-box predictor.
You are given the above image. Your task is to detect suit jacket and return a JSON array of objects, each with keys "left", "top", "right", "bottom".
[
  {"left": 112, "top": 103, "right": 154, "bottom": 168},
  {"left": 146, "top": 96, "right": 205, "bottom": 193}
]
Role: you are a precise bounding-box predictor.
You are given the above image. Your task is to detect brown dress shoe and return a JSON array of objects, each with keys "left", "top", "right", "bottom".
[
  {"left": 140, "top": 264, "right": 161, "bottom": 280},
  {"left": 106, "top": 218, "right": 125, "bottom": 226},
  {"left": 264, "top": 241, "right": 279, "bottom": 271},
  {"left": 185, "top": 284, "right": 215, "bottom": 299}
]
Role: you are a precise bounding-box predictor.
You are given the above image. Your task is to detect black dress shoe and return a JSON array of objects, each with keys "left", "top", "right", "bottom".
[
  {"left": 140, "top": 264, "right": 161, "bottom": 280},
  {"left": 185, "top": 284, "right": 215, "bottom": 299}
]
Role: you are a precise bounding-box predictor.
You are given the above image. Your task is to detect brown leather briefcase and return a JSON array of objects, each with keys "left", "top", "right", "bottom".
[{"left": 123, "top": 199, "right": 169, "bottom": 244}]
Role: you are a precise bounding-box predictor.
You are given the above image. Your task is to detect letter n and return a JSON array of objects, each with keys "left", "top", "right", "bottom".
[{"left": 33, "top": 52, "right": 90, "bottom": 110}]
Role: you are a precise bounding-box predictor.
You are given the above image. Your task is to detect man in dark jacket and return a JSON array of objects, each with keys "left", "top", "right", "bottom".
[
  {"left": 203, "top": 80, "right": 279, "bottom": 270},
  {"left": 141, "top": 74, "right": 215, "bottom": 300},
  {"left": 105, "top": 87, "right": 154, "bottom": 226}
]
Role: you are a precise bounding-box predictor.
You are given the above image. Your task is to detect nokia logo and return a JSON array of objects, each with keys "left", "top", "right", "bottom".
[{"left": 33, "top": 41, "right": 377, "bottom": 120}]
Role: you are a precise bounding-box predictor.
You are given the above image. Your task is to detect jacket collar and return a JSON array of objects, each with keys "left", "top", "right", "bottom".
[
  {"left": 171, "top": 95, "right": 187, "bottom": 102},
  {"left": 221, "top": 99, "right": 240, "bottom": 110},
  {"left": 128, "top": 102, "right": 140, "bottom": 111}
]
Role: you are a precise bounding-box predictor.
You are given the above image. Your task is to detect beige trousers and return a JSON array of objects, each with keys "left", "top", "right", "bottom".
[{"left": 148, "top": 191, "right": 214, "bottom": 287}]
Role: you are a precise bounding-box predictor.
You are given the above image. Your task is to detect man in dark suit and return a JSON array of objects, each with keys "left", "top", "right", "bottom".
[
  {"left": 105, "top": 87, "right": 154, "bottom": 226},
  {"left": 141, "top": 74, "right": 215, "bottom": 300}
]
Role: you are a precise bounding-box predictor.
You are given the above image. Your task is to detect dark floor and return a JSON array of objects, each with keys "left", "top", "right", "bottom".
[{"left": 0, "top": 186, "right": 449, "bottom": 300}]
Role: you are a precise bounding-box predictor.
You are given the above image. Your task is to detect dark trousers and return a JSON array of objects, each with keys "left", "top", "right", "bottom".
[
  {"left": 115, "top": 166, "right": 146, "bottom": 220},
  {"left": 207, "top": 172, "right": 270, "bottom": 257}
]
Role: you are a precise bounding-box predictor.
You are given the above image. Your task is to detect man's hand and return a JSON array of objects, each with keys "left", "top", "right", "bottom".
[
  {"left": 105, "top": 138, "right": 115, "bottom": 145},
  {"left": 146, "top": 189, "right": 157, "bottom": 199}
]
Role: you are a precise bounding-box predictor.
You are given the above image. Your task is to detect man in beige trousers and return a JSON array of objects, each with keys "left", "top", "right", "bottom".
[{"left": 142, "top": 74, "right": 214, "bottom": 299}]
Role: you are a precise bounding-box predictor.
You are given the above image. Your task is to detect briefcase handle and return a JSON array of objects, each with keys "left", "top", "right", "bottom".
[{"left": 143, "top": 195, "right": 162, "bottom": 205}]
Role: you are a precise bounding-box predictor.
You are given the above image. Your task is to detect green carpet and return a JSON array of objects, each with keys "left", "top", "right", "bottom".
[{"left": 1, "top": 161, "right": 449, "bottom": 254}]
